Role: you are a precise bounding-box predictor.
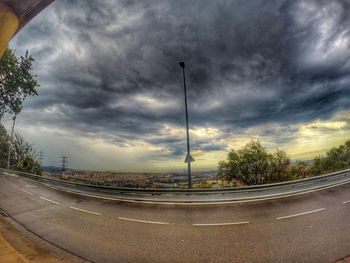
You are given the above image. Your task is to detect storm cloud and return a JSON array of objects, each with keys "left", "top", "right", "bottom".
[{"left": 8, "top": 0, "right": 350, "bottom": 170}]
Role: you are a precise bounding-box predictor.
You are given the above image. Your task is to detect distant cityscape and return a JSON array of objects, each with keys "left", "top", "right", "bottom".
[
  {"left": 40, "top": 157, "right": 316, "bottom": 189},
  {"left": 42, "top": 166, "right": 224, "bottom": 189}
]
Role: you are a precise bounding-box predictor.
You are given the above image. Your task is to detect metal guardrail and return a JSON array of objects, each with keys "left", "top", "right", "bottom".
[{"left": 1, "top": 168, "right": 350, "bottom": 196}]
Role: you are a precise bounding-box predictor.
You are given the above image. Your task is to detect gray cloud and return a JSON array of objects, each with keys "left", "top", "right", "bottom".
[{"left": 10, "top": 0, "right": 350, "bottom": 162}]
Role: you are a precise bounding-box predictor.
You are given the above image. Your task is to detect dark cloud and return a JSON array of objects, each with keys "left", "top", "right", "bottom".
[{"left": 11, "top": 0, "right": 350, "bottom": 160}]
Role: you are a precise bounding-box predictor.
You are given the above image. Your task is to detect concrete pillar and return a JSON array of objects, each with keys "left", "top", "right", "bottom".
[{"left": 0, "top": 3, "right": 19, "bottom": 58}]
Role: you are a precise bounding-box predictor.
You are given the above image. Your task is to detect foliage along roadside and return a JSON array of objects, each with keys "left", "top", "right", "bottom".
[
  {"left": 0, "top": 47, "right": 39, "bottom": 116},
  {"left": 218, "top": 140, "right": 350, "bottom": 186},
  {"left": 0, "top": 124, "right": 42, "bottom": 175},
  {"left": 0, "top": 47, "right": 40, "bottom": 174}
]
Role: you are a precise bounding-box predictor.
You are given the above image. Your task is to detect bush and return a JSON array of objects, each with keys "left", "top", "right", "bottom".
[
  {"left": 218, "top": 139, "right": 350, "bottom": 186},
  {"left": 16, "top": 157, "right": 42, "bottom": 175},
  {"left": 218, "top": 140, "right": 290, "bottom": 185}
]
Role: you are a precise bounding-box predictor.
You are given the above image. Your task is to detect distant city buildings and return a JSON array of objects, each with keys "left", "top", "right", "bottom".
[{"left": 42, "top": 167, "right": 220, "bottom": 188}]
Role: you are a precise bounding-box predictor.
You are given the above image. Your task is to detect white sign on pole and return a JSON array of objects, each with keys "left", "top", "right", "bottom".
[{"left": 184, "top": 153, "right": 195, "bottom": 163}]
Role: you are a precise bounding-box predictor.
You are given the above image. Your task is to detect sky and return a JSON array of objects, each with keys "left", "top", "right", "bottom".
[{"left": 4, "top": 0, "right": 350, "bottom": 172}]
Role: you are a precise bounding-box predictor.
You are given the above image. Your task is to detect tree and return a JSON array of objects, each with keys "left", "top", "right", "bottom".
[
  {"left": 287, "top": 161, "right": 312, "bottom": 179},
  {"left": 6, "top": 132, "right": 41, "bottom": 175},
  {"left": 0, "top": 47, "right": 39, "bottom": 116},
  {"left": 218, "top": 140, "right": 275, "bottom": 185},
  {"left": 269, "top": 149, "right": 290, "bottom": 182},
  {"left": 0, "top": 124, "right": 9, "bottom": 168},
  {"left": 311, "top": 156, "right": 324, "bottom": 175},
  {"left": 218, "top": 150, "right": 241, "bottom": 182},
  {"left": 311, "top": 140, "right": 350, "bottom": 175},
  {"left": 16, "top": 156, "right": 42, "bottom": 175},
  {"left": 237, "top": 141, "right": 270, "bottom": 185},
  {"left": 0, "top": 126, "right": 42, "bottom": 174},
  {"left": 341, "top": 141, "right": 350, "bottom": 167},
  {"left": 219, "top": 139, "right": 350, "bottom": 186},
  {"left": 10, "top": 133, "right": 35, "bottom": 166}
]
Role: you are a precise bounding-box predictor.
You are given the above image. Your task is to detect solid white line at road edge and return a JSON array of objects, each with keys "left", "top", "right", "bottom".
[
  {"left": 343, "top": 200, "right": 350, "bottom": 205},
  {"left": 118, "top": 217, "right": 169, "bottom": 225},
  {"left": 193, "top": 221, "right": 250, "bottom": 226},
  {"left": 276, "top": 208, "right": 325, "bottom": 220},
  {"left": 40, "top": 197, "right": 61, "bottom": 205},
  {"left": 69, "top": 206, "right": 101, "bottom": 216}
]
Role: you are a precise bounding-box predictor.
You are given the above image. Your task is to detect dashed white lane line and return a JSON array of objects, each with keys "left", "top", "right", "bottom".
[
  {"left": 276, "top": 208, "right": 325, "bottom": 220},
  {"left": 21, "top": 189, "right": 33, "bottom": 195},
  {"left": 40, "top": 197, "right": 61, "bottom": 205},
  {"left": 193, "top": 221, "right": 250, "bottom": 226},
  {"left": 343, "top": 200, "right": 350, "bottom": 205},
  {"left": 118, "top": 217, "right": 169, "bottom": 225},
  {"left": 69, "top": 206, "right": 101, "bottom": 216}
]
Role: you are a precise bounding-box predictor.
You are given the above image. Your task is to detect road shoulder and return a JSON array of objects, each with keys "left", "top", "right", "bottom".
[
  {"left": 0, "top": 213, "right": 85, "bottom": 262},
  {"left": 0, "top": 232, "right": 28, "bottom": 263}
]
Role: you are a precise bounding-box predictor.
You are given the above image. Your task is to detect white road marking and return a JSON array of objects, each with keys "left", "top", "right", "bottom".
[
  {"left": 343, "top": 200, "right": 350, "bottom": 205},
  {"left": 25, "top": 184, "right": 37, "bottom": 188},
  {"left": 69, "top": 206, "right": 101, "bottom": 216},
  {"left": 21, "top": 189, "right": 33, "bottom": 195},
  {"left": 40, "top": 197, "right": 61, "bottom": 205},
  {"left": 193, "top": 221, "right": 250, "bottom": 226},
  {"left": 118, "top": 217, "right": 169, "bottom": 225},
  {"left": 276, "top": 208, "right": 325, "bottom": 220}
]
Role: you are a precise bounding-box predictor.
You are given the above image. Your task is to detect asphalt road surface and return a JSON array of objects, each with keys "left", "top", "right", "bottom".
[{"left": 1, "top": 172, "right": 350, "bottom": 263}]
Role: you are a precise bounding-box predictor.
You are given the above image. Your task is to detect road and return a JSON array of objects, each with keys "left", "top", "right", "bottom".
[{"left": 1, "top": 172, "right": 350, "bottom": 263}]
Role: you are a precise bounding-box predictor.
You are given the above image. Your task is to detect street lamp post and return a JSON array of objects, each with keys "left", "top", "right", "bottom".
[
  {"left": 7, "top": 115, "right": 16, "bottom": 169},
  {"left": 179, "top": 62, "right": 194, "bottom": 189}
]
